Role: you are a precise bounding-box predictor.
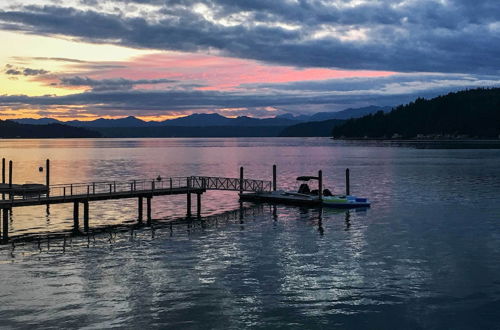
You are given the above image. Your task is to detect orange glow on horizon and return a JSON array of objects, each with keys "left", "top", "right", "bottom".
[{"left": 0, "top": 110, "right": 207, "bottom": 122}]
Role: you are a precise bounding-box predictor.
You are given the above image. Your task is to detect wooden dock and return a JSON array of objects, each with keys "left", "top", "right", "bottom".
[
  {"left": 0, "top": 158, "right": 272, "bottom": 243},
  {"left": 1, "top": 158, "right": 358, "bottom": 244}
]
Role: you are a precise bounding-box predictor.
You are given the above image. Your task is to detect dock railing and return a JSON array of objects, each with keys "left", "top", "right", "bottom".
[
  {"left": 190, "top": 176, "right": 271, "bottom": 193},
  {"left": 48, "top": 177, "right": 190, "bottom": 199},
  {"left": 2, "top": 176, "right": 271, "bottom": 202}
]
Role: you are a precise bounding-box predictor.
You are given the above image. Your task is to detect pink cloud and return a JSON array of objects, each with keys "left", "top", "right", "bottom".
[{"left": 66, "top": 52, "right": 395, "bottom": 91}]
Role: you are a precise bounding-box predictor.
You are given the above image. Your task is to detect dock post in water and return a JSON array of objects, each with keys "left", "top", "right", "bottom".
[
  {"left": 73, "top": 201, "right": 79, "bottom": 231},
  {"left": 240, "top": 166, "right": 244, "bottom": 195},
  {"left": 346, "top": 168, "right": 350, "bottom": 196},
  {"left": 318, "top": 170, "right": 323, "bottom": 201},
  {"left": 1, "top": 158, "right": 5, "bottom": 200},
  {"left": 46, "top": 159, "right": 50, "bottom": 192},
  {"left": 272, "top": 164, "right": 277, "bottom": 191},
  {"left": 138, "top": 197, "right": 143, "bottom": 223},
  {"left": 146, "top": 197, "right": 152, "bottom": 225},
  {"left": 197, "top": 192, "right": 201, "bottom": 218},
  {"left": 83, "top": 201, "right": 89, "bottom": 232},
  {"left": 46, "top": 159, "right": 50, "bottom": 215},
  {"left": 8, "top": 160, "right": 12, "bottom": 189},
  {"left": 2, "top": 208, "right": 9, "bottom": 243},
  {"left": 187, "top": 193, "right": 192, "bottom": 218},
  {"left": 187, "top": 177, "right": 192, "bottom": 218}
]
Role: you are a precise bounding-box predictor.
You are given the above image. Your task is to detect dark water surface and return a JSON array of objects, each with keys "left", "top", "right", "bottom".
[{"left": 1, "top": 138, "right": 499, "bottom": 329}]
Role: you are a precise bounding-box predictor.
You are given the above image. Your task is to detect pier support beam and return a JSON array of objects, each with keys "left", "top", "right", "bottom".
[
  {"left": 1, "top": 158, "right": 5, "bottom": 200},
  {"left": 83, "top": 201, "right": 89, "bottom": 233},
  {"left": 239, "top": 202, "right": 244, "bottom": 223},
  {"left": 8, "top": 160, "right": 12, "bottom": 189},
  {"left": 138, "top": 197, "right": 143, "bottom": 223},
  {"left": 196, "top": 193, "right": 201, "bottom": 218},
  {"left": 73, "top": 201, "right": 79, "bottom": 231},
  {"left": 46, "top": 159, "right": 50, "bottom": 215},
  {"left": 146, "top": 197, "right": 152, "bottom": 225},
  {"left": 46, "top": 159, "right": 50, "bottom": 188},
  {"left": 272, "top": 164, "right": 277, "bottom": 191},
  {"left": 318, "top": 170, "right": 323, "bottom": 202},
  {"left": 2, "top": 208, "right": 9, "bottom": 243},
  {"left": 345, "top": 168, "right": 350, "bottom": 196},
  {"left": 239, "top": 166, "right": 244, "bottom": 195},
  {"left": 187, "top": 193, "right": 192, "bottom": 218}
]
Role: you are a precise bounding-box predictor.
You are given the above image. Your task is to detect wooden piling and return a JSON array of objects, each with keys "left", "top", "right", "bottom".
[
  {"left": 187, "top": 193, "right": 192, "bottom": 218},
  {"left": 45, "top": 159, "right": 50, "bottom": 191},
  {"left": 345, "top": 168, "right": 350, "bottom": 196},
  {"left": 138, "top": 197, "right": 143, "bottom": 223},
  {"left": 1, "top": 158, "right": 5, "bottom": 200},
  {"left": 318, "top": 170, "right": 323, "bottom": 201},
  {"left": 73, "top": 201, "right": 79, "bottom": 230},
  {"left": 46, "top": 159, "right": 50, "bottom": 215},
  {"left": 2, "top": 208, "right": 9, "bottom": 242},
  {"left": 239, "top": 166, "right": 244, "bottom": 195},
  {"left": 8, "top": 160, "right": 12, "bottom": 189},
  {"left": 146, "top": 197, "right": 152, "bottom": 225},
  {"left": 272, "top": 164, "right": 277, "bottom": 191},
  {"left": 83, "top": 201, "right": 89, "bottom": 232},
  {"left": 197, "top": 193, "right": 201, "bottom": 218},
  {"left": 239, "top": 202, "right": 244, "bottom": 222}
]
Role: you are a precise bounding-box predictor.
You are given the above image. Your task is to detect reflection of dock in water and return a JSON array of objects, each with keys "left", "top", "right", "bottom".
[
  {"left": 1, "top": 204, "right": 366, "bottom": 254},
  {"left": 2, "top": 204, "right": 268, "bottom": 250}
]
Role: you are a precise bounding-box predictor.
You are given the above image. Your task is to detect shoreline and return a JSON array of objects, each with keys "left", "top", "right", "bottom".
[{"left": 332, "top": 138, "right": 500, "bottom": 142}]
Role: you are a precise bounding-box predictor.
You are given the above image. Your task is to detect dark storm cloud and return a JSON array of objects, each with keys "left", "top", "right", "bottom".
[
  {"left": 249, "top": 73, "right": 500, "bottom": 93},
  {"left": 22, "top": 68, "right": 50, "bottom": 76},
  {"left": 5, "top": 68, "right": 22, "bottom": 75},
  {"left": 59, "top": 76, "right": 176, "bottom": 91},
  {"left": 0, "top": 1, "right": 500, "bottom": 73},
  {"left": 4, "top": 65, "right": 49, "bottom": 76}
]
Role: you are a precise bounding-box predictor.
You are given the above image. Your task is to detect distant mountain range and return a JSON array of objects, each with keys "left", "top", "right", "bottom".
[
  {"left": 2, "top": 105, "right": 394, "bottom": 138},
  {"left": 11, "top": 106, "right": 389, "bottom": 129},
  {"left": 276, "top": 105, "right": 391, "bottom": 122},
  {"left": 5, "top": 88, "right": 500, "bottom": 139}
]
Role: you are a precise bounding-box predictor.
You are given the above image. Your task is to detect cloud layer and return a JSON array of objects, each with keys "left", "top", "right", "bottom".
[
  {"left": 1, "top": 1, "right": 500, "bottom": 73},
  {"left": 59, "top": 76, "right": 176, "bottom": 91},
  {"left": 5, "top": 64, "right": 49, "bottom": 76},
  {"left": 1, "top": 0, "right": 500, "bottom": 119},
  {"left": 2, "top": 73, "right": 498, "bottom": 118}
]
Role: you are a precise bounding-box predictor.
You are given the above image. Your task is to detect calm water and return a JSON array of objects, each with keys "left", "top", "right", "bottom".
[{"left": 0, "top": 138, "right": 499, "bottom": 329}]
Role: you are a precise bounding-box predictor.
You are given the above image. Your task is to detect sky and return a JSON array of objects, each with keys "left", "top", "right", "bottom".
[{"left": 0, "top": 0, "right": 500, "bottom": 121}]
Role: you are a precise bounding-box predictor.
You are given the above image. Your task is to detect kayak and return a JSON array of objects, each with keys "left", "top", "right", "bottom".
[{"left": 322, "top": 195, "right": 370, "bottom": 208}]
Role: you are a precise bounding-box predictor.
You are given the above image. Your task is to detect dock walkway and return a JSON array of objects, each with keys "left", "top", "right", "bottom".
[{"left": 0, "top": 174, "right": 272, "bottom": 243}]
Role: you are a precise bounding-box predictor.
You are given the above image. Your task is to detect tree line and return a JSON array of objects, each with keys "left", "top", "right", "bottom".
[{"left": 332, "top": 88, "right": 500, "bottom": 139}]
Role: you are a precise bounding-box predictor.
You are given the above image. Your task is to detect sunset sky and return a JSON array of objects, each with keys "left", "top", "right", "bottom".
[{"left": 1, "top": 0, "right": 499, "bottom": 121}]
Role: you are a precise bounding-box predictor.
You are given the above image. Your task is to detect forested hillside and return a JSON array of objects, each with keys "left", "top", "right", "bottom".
[{"left": 332, "top": 88, "right": 500, "bottom": 139}]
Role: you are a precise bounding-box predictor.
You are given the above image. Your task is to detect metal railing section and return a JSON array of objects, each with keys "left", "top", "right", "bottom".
[
  {"left": 0, "top": 175, "right": 271, "bottom": 202},
  {"left": 189, "top": 176, "right": 271, "bottom": 193}
]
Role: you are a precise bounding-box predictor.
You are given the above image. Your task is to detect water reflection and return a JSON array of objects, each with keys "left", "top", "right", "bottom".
[{"left": 1, "top": 138, "right": 500, "bottom": 328}]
